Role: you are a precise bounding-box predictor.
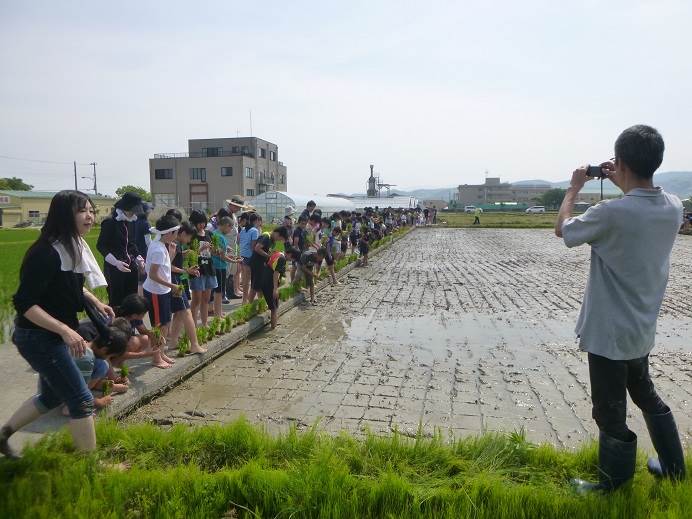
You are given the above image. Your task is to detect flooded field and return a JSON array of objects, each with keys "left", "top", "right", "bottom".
[{"left": 129, "top": 228, "right": 692, "bottom": 449}]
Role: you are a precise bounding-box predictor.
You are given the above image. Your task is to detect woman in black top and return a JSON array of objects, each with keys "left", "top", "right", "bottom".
[
  {"left": 97, "top": 192, "right": 144, "bottom": 309},
  {"left": 0, "top": 191, "right": 115, "bottom": 458}
]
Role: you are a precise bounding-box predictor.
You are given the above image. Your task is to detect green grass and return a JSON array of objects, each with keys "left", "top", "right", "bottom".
[
  {"left": 1, "top": 419, "right": 690, "bottom": 518},
  {"left": 0, "top": 228, "right": 106, "bottom": 341},
  {"left": 440, "top": 212, "right": 559, "bottom": 229}
]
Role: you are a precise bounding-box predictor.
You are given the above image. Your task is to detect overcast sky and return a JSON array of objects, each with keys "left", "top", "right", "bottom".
[{"left": 1, "top": 0, "right": 691, "bottom": 197}]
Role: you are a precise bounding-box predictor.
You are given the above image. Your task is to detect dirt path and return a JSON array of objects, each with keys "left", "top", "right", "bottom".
[{"left": 129, "top": 229, "right": 692, "bottom": 449}]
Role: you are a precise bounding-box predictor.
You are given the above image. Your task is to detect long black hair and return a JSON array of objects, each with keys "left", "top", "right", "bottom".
[{"left": 21, "top": 190, "right": 94, "bottom": 275}]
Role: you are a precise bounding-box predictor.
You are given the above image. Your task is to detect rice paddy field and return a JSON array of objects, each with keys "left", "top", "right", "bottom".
[
  {"left": 440, "top": 211, "right": 557, "bottom": 228},
  {"left": 1, "top": 419, "right": 691, "bottom": 519}
]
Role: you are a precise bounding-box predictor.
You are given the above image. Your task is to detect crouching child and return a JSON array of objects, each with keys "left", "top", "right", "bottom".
[{"left": 67, "top": 317, "right": 131, "bottom": 414}]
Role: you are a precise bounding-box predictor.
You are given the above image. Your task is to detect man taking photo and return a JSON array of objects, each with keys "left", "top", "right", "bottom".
[{"left": 555, "top": 124, "right": 686, "bottom": 493}]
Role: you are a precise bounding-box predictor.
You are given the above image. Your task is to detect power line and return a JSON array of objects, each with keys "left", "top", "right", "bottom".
[{"left": 0, "top": 154, "right": 90, "bottom": 166}]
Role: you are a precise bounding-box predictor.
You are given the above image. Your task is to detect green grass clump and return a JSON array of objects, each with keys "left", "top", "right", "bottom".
[{"left": 1, "top": 419, "right": 691, "bottom": 518}]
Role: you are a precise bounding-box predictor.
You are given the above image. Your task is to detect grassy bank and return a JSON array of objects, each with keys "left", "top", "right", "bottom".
[
  {"left": 441, "top": 212, "right": 558, "bottom": 228},
  {"left": 1, "top": 419, "right": 690, "bottom": 518}
]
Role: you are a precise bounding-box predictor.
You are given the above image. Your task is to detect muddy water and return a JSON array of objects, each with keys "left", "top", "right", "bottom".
[{"left": 129, "top": 229, "right": 692, "bottom": 449}]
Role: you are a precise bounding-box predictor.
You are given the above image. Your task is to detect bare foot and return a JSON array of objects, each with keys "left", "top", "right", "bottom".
[
  {"left": 112, "top": 383, "right": 128, "bottom": 394},
  {"left": 161, "top": 353, "right": 176, "bottom": 364},
  {"left": 152, "top": 360, "right": 171, "bottom": 369},
  {"left": 190, "top": 346, "right": 207, "bottom": 354}
]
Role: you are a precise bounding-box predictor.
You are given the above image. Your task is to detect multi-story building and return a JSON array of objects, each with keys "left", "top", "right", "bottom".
[
  {"left": 0, "top": 190, "right": 115, "bottom": 227},
  {"left": 149, "top": 137, "right": 287, "bottom": 211},
  {"left": 457, "top": 178, "right": 550, "bottom": 206},
  {"left": 456, "top": 177, "right": 608, "bottom": 207}
]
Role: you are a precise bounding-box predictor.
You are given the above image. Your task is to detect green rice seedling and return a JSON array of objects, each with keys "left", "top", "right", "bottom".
[
  {"left": 119, "top": 365, "right": 129, "bottom": 379},
  {"left": 150, "top": 326, "right": 163, "bottom": 348},
  {"left": 231, "top": 308, "right": 245, "bottom": 324},
  {"left": 196, "top": 326, "right": 207, "bottom": 345},
  {"left": 257, "top": 298, "right": 268, "bottom": 314},
  {"left": 176, "top": 335, "right": 190, "bottom": 357},
  {"left": 209, "top": 316, "right": 222, "bottom": 336},
  {"left": 102, "top": 380, "right": 113, "bottom": 396},
  {"left": 210, "top": 232, "right": 222, "bottom": 252}
]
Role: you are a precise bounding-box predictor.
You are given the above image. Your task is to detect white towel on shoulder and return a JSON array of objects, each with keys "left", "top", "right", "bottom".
[{"left": 53, "top": 237, "right": 108, "bottom": 289}]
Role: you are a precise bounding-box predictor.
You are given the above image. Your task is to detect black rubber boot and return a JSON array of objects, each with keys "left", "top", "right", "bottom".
[
  {"left": 571, "top": 431, "right": 637, "bottom": 494},
  {"left": 0, "top": 425, "right": 21, "bottom": 459},
  {"left": 644, "top": 409, "right": 686, "bottom": 480}
]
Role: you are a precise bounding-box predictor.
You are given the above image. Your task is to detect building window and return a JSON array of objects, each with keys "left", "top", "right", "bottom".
[
  {"left": 28, "top": 210, "right": 40, "bottom": 218},
  {"left": 203, "top": 147, "right": 222, "bottom": 157},
  {"left": 231, "top": 146, "right": 239, "bottom": 153},
  {"left": 190, "top": 168, "right": 207, "bottom": 182},
  {"left": 154, "top": 168, "right": 174, "bottom": 180},
  {"left": 279, "top": 174, "right": 285, "bottom": 184},
  {"left": 259, "top": 147, "right": 266, "bottom": 159},
  {"left": 246, "top": 189, "right": 255, "bottom": 197},
  {"left": 269, "top": 150, "right": 276, "bottom": 161},
  {"left": 221, "top": 167, "right": 233, "bottom": 177},
  {"left": 244, "top": 167, "right": 254, "bottom": 178},
  {"left": 154, "top": 193, "right": 177, "bottom": 207},
  {"left": 241, "top": 145, "right": 249, "bottom": 155},
  {"left": 0, "top": 195, "right": 9, "bottom": 204}
]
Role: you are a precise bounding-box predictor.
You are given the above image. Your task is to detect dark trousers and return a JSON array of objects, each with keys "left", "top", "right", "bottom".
[
  {"left": 104, "top": 262, "right": 139, "bottom": 309},
  {"left": 588, "top": 353, "right": 668, "bottom": 441},
  {"left": 473, "top": 217, "right": 480, "bottom": 225}
]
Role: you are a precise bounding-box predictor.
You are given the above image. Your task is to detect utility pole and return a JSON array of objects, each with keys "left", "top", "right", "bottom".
[
  {"left": 89, "top": 162, "right": 97, "bottom": 195},
  {"left": 73, "top": 161, "right": 78, "bottom": 190}
]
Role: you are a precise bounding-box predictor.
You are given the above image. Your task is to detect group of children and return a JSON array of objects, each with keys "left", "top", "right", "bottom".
[{"left": 72, "top": 203, "right": 424, "bottom": 413}]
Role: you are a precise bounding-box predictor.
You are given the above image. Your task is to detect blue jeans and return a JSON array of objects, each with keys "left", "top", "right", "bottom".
[{"left": 13, "top": 326, "right": 94, "bottom": 419}]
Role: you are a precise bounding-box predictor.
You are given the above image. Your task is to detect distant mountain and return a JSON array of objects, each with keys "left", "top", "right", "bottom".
[
  {"left": 350, "top": 187, "right": 457, "bottom": 201},
  {"left": 653, "top": 171, "right": 692, "bottom": 198},
  {"left": 511, "top": 179, "right": 552, "bottom": 188},
  {"left": 549, "top": 171, "right": 692, "bottom": 197},
  {"left": 348, "top": 171, "right": 692, "bottom": 202}
]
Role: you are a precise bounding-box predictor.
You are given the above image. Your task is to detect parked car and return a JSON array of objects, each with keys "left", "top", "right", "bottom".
[
  {"left": 464, "top": 206, "right": 483, "bottom": 214},
  {"left": 526, "top": 206, "right": 546, "bottom": 214}
]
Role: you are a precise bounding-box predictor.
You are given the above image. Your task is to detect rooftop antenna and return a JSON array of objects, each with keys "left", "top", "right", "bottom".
[{"left": 249, "top": 110, "right": 253, "bottom": 136}]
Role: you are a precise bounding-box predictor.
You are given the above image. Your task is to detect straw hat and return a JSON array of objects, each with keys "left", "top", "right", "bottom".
[{"left": 225, "top": 196, "right": 253, "bottom": 211}]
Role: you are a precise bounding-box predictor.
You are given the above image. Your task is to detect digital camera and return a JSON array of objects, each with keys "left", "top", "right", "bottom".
[{"left": 587, "top": 165, "right": 608, "bottom": 179}]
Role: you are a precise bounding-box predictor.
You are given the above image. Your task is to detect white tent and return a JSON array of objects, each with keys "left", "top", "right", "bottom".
[
  {"left": 248, "top": 191, "right": 356, "bottom": 223},
  {"left": 348, "top": 195, "right": 419, "bottom": 210}
]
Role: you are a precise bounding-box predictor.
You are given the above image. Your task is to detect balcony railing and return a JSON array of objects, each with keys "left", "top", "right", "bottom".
[{"left": 153, "top": 150, "right": 254, "bottom": 159}]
